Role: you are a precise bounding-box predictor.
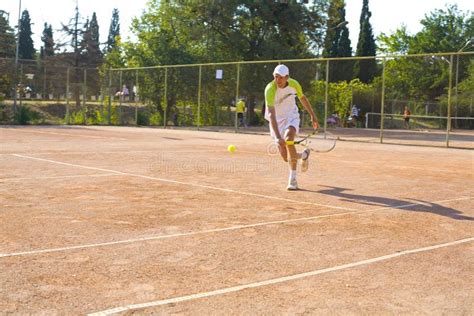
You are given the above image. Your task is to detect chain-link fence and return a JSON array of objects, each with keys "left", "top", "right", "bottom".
[{"left": 1, "top": 52, "right": 473, "bottom": 148}]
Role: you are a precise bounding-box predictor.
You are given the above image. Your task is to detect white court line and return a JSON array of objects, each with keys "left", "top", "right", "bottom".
[
  {"left": 0, "top": 211, "right": 356, "bottom": 258},
  {"left": 0, "top": 149, "right": 224, "bottom": 158},
  {"left": 0, "top": 173, "right": 120, "bottom": 182},
  {"left": 5, "top": 128, "right": 128, "bottom": 140},
  {"left": 88, "top": 237, "right": 474, "bottom": 315},
  {"left": 1, "top": 149, "right": 223, "bottom": 158},
  {"left": 26, "top": 149, "right": 224, "bottom": 155},
  {"left": 12, "top": 154, "right": 354, "bottom": 211},
  {"left": 0, "top": 196, "right": 469, "bottom": 259}
]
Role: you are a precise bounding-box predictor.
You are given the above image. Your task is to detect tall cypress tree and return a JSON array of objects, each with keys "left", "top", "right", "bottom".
[
  {"left": 18, "top": 10, "right": 35, "bottom": 59},
  {"left": 322, "top": 0, "right": 353, "bottom": 82},
  {"left": 82, "top": 13, "right": 102, "bottom": 66},
  {"left": 105, "top": 8, "right": 120, "bottom": 53},
  {"left": 89, "top": 13, "right": 100, "bottom": 51},
  {"left": 40, "top": 23, "right": 54, "bottom": 58},
  {"left": 354, "top": 0, "right": 377, "bottom": 83},
  {"left": 0, "top": 11, "right": 16, "bottom": 58}
]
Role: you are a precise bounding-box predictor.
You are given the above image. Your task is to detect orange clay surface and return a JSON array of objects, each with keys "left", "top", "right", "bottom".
[{"left": 0, "top": 125, "right": 472, "bottom": 314}]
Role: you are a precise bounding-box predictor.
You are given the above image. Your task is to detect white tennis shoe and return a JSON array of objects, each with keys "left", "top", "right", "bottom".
[
  {"left": 301, "top": 148, "right": 310, "bottom": 172},
  {"left": 287, "top": 178, "right": 298, "bottom": 190}
]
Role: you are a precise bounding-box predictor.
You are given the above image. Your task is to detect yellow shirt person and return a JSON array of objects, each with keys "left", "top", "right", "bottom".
[{"left": 236, "top": 99, "right": 246, "bottom": 127}]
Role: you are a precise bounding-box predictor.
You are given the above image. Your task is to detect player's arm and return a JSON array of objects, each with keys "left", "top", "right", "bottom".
[
  {"left": 299, "top": 95, "right": 319, "bottom": 129},
  {"left": 267, "top": 106, "right": 285, "bottom": 146},
  {"left": 265, "top": 83, "right": 285, "bottom": 146}
]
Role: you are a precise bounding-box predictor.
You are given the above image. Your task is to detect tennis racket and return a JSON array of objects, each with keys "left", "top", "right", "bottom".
[{"left": 286, "top": 130, "right": 338, "bottom": 153}]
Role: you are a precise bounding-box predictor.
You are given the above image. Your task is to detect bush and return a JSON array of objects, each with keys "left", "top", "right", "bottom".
[
  {"left": 137, "top": 108, "right": 150, "bottom": 126},
  {"left": 149, "top": 111, "right": 163, "bottom": 125},
  {"left": 0, "top": 95, "right": 7, "bottom": 123},
  {"left": 70, "top": 111, "right": 86, "bottom": 125},
  {"left": 15, "top": 105, "right": 41, "bottom": 124}
]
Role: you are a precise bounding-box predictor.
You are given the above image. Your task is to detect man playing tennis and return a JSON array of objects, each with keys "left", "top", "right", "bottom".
[{"left": 265, "top": 64, "right": 319, "bottom": 190}]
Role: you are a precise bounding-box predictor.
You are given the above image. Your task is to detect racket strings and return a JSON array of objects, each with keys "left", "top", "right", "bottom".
[
  {"left": 288, "top": 130, "right": 337, "bottom": 153},
  {"left": 301, "top": 132, "right": 337, "bottom": 153}
]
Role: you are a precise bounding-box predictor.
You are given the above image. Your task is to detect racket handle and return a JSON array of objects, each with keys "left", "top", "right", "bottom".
[{"left": 285, "top": 140, "right": 295, "bottom": 145}]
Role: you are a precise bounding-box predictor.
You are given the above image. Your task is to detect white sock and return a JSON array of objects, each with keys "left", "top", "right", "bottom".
[{"left": 289, "top": 170, "right": 297, "bottom": 181}]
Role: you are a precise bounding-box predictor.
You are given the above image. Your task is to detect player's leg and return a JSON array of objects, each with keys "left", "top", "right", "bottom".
[
  {"left": 300, "top": 147, "right": 310, "bottom": 172},
  {"left": 270, "top": 121, "right": 288, "bottom": 162},
  {"left": 284, "top": 126, "right": 299, "bottom": 170},
  {"left": 284, "top": 126, "right": 300, "bottom": 190},
  {"left": 286, "top": 124, "right": 310, "bottom": 173},
  {"left": 278, "top": 143, "right": 288, "bottom": 162}
]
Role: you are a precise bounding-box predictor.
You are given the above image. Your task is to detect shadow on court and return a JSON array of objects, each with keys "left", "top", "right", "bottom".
[{"left": 313, "top": 186, "right": 473, "bottom": 221}]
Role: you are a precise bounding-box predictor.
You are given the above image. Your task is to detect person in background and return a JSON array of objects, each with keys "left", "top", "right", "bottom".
[
  {"left": 121, "top": 85, "right": 129, "bottom": 101},
  {"left": 351, "top": 104, "right": 360, "bottom": 127},
  {"left": 403, "top": 105, "right": 411, "bottom": 129},
  {"left": 236, "top": 98, "right": 247, "bottom": 127}
]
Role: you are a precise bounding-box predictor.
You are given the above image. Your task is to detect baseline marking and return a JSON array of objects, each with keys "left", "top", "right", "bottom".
[
  {"left": 5, "top": 128, "right": 127, "bottom": 140},
  {"left": 88, "top": 237, "right": 474, "bottom": 315},
  {"left": 13, "top": 149, "right": 224, "bottom": 155},
  {"left": 12, "top": 154, "right": 354, "bottom": 211},
  {"left": 0, "top": 149, "right": 225, "bottom": 158},
  {"left": 0, "top": 196, "right": 469, "bottom": 258},
  {"left": 0, "top": 173, "right": 120, "bottom": 182}
]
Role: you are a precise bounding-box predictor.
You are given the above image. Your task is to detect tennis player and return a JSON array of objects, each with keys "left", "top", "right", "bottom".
[{"left": 264, "top": 64, "right": 319, "bottom": 190}]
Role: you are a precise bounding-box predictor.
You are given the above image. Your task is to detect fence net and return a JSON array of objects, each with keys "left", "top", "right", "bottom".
[{"left": 0, "top": 53, "right": 473, "bottom": 149}]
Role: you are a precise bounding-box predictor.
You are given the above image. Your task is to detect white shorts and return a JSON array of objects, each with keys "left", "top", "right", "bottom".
[{"left": 269, "top": 116, "right": 300, "bottom": 142}]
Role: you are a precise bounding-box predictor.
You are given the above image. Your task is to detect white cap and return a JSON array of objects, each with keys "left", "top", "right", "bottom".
[{"left": 273, "top": 64, "right": 289, "bottom": 77}]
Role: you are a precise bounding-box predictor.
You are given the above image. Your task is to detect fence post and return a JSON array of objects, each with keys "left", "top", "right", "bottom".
[
  {"left": 19, "top": 64, "right": 23, "bottom": 116},
  {"left": 83, "top": 68, "right": 87, "bottom": 124},
  {"left": 43, "top": 64, "right": 46, "bottom": 101},
  {"left": 380, "top": 57, "right": 386, "bottom": 143},
  {"left": 108, "top": 69, "right": 112, "bottom": 125},
  {"left": 119, "top": 70, "right": 123, "bottom": 125},
  {"left": 135, "top": 69, "right": 138, "bottom": 125},
  {"left": 197, "top": 65, "right": 202, "bottom": 129},
  {"left": 66, "top": 67, "right": 70, "bottom": 124},
  {"left": 164, "top": 67, "right": 168, "bottom": 127},
  {"left": 234, "top": 63, "right": 241, "bottom": 132},
  {"left": 446, "top": 54, "right": 453, "bottom": 147},
  {"left": 323, "top": 59, "right": 329, "bottom": 133}
]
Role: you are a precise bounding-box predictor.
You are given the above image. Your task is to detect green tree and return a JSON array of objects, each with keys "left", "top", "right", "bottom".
[
  {"left": 377, "top": 25, "right": 412, "bottom": 55},
  {"left": 18, "top": 10, "right": 35, "bottom": 59},
  {"left": 40, "top": 23, "right": 54, "bottom": 58},
  {"left": 322, "top": 0, "right": 353, "bottom": 82},
  {"left": 410, "top": 5, "right": 473, "bottom": 54},
  {"left": 377, "top": 5, "right": 473, "bottom": 105},
  {"left": 309, "top": 78, "right": 376, "bottom": 120},
  {"left": 0, "top": 11, "right": 16, "bottom": 58},
  {"left": 354, "top": 0, "right": 377, "bottom": 83},
  {"left": 126, "top": 0, "right": 327, "bottom": 124},
  {"left": 82, "top": 13, "right": 102, "bottom": 66},
  {"left": 105, "top": 8, "right": 120, "bottom": 53},
  {"left": 437, "top": 59, "right": 474, "bottom": 120},
  {"left": 456, "top": 59, "right": 474, "bottom": 116}
]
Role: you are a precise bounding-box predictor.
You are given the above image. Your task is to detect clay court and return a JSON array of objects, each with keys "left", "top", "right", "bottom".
[{"left": 0, "top": 125, "right": 473, "bottom": 315}]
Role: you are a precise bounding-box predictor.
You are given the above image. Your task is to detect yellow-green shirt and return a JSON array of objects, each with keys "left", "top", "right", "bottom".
[
  {"left": 264, "top": 78, "right": 303, "bottom": 121},
  {"left": 236, "top": 100, "right": 246, "bottom": 113}
]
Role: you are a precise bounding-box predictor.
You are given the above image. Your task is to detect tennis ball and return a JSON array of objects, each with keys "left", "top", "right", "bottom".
[{"left": 227, "top": 144, "right": 236, "bottom": 153}]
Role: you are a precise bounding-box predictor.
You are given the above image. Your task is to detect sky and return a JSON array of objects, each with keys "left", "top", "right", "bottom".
[
  {"left": 1, "top": 0, "right": 473, "bottom": 53},
  {"left": 1, "top": 0, "right": 149, "bottom": 48}
]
